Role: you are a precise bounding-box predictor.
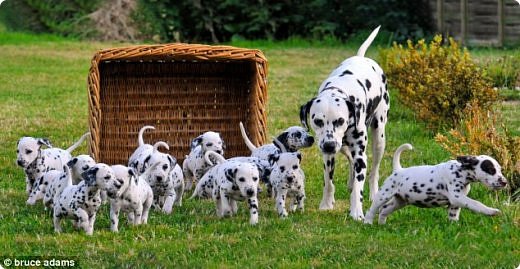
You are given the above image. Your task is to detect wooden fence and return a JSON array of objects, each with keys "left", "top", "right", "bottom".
[{"left": 429, "top": 0, "right": 520, "bottom": 46}]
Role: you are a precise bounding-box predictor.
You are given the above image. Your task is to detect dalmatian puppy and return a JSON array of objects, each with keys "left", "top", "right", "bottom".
[
  {"left": 26, "top": 155, "right": 96, "bottom": 206},
  {"left": 239, "top": 122, "right": 314, "bottom": 162},
  {"left": 147, "top": 161, "right": 185, "bottom": 212},
  {"left": 182, "top": 131, "right": 225, "bottom": 190},
  {"left": 191, "top": 151, "right": 260, "bottom": 225},
  {"left": 203, "top": 151, "right": 272, "bottom": 187},
  {"left": 364, "top": 144, "right": 508, "bottom": 225},
  {"left": 42, "top": 164, "right": 72, "bottom": 209},
  {"left": 299, "top": 26, "right": 389, "bottom": 220},
  {"left": 16, "top": 132, "right": 90, "bottom": 196},
  {"left": 127, "top": 125, "right": 178, "bottom": 214},
  {"left": 269, "top": 152, "right": 306, "bottom": 218},
  {"left": 53, "top": 163, "right": 121, "bottom": 235},
  {"left": 109, "top": 165, "right": 153, "bottom": 232}
]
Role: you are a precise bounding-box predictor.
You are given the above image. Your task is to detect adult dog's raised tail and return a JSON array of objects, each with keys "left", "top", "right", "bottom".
[
  {"left": 357, "top": 26, "right": 381, "bottom": 57},
  {"left": 239, "top": 122, "right": 257, "bottom": 152},
  {"left": 392, "top": 143, "right": 413, "bottom": 171}
]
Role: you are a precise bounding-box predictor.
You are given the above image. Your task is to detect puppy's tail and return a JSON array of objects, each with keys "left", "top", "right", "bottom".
[
  {"left": 153, "top": 141, "right": 169, "bottom": 152},
  {"left": 204, "top": 150, "right": 226, "bottom": 166},
  {"left": 239, "top": 122, "right": 257, "bottom": 152},
  {"left": 66, "top": 132, "right": 91, "bottom": 153},
  {"left": 357, "top": 25, "right": 381, "bottom": 57},
  {"left": 138, "top": 126, "right": 155, "bottom": 147},
  {"left": 393, "top": 143, "right": 413, "bottom": 171}
]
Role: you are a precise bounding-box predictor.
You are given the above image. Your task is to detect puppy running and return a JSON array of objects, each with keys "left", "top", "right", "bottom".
[
  {"left": 364, "top": 144, "right": 508, "bottom": 224},
  {"left": 183, "top": 131, "right": 225, "bottom": 190}
]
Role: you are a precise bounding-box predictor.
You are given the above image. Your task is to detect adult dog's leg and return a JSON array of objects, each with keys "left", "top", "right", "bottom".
[{"left": 319, "top": 153, "right": 336, "bottom": 210}]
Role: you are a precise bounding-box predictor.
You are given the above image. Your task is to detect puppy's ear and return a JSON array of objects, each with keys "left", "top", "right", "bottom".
[
  {"left": 274, "top": 132, "right": 289, "bottom": 150},
  {"left": 128, "top": 167, "right": 138, "bottom": 185},
  {"left": 142, "top": 155, "right": 151, "bottom": 174},
  {"left": 190, "top": 135, "right": 203, "bottom": 150},
  {"left": 167, "top": 155, "right": 177, "bottom": 168},
  {"left": 224, "top": 168, "right": 237, "bottom": 182},
  {"left": 457, "top": 156, "right": 479, "bottom": 170},
  {"left": 81, "top": 167, "right": 99, "bottom": 186},
  {"left": 67, "top": 158, "right": 78, "bottom": 168},
  {"left": 346, "top": 99, "right": 357, "bottom": 127},
  {"left": 300, "top": 98, "right": 316, "bottom": 130},
  {"left": 37, "top": 138, "right": 52, "bottom": 148},
  {"left": 268, "top": 153, "right": 280, "bottom": 166}
]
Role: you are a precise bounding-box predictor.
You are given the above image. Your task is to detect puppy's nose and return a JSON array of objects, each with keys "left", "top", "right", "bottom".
[
  {"left": 322, "top": 142, "right": 336, "bottom": 154},
  {"left": 287, "top": 176, "right": 294, "bottom": 183},
  {"left": 306, "top": 136, "right": 315, "bottom": 145},
  {"left": 246, "top": 189, "right": 255, "bottom": 197},
  {"left": 156, "top": 176, "right": 163, "bottom": 182},
  {"left": 499, "top": 178, "right": 507, "bottom": 187},
  {"left": 17, "top": 160, "right": 24, "bottom": 167}
]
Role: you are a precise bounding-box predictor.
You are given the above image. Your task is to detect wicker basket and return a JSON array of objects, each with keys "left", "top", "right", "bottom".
[{"left": 87, "top": 43, "right": 268, "bottom": 165}]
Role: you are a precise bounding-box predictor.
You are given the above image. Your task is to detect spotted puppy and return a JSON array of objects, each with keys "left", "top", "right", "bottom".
[
  {"left": 191, "top": 151, "right": 260, "bottom": 225},
  {"left": 16, "top": 132, "right": 90, "bottom": 196},
  {"left": 109, "top": 165, "right": 153, "bottom": 232},
  {"left": 128, "top": 126, "right": 178, "bottom": 214},
  {"left": 239, "top": 122, "right": 314, "bottom": 162},
  {"left": 299, "top": 26, "right": 389, "bottom": 220},
  {"left": 182, "top": 131, "right": 225, "bottom": 190},
  {"left": 269, "top": 152, "right": 306, "bottom": 218},
  {"left": 26, "top": 155, "right": 96, "bottom": 206},
  {"left": 365, "top": 144, "right": 508, "bottom": 224},
  {"left": 53, "top": 163, "right": 121, "bottom": 235}
]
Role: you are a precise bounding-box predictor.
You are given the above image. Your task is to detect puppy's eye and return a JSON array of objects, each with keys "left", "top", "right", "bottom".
[
  {"left": 333, "top": 117, "right": 345, "bottom": 127},
  {"left": 82, "top": 165, "right": 90, "bottom": 171},
  {"left": 313, "top": 119, "right": 324, "bottom": 128},
  {"left": 206, "top": 143, "right": 213, "bottom": 147},
  {"left": 280, "top": 166, "right": 285, "bottom": 173},
  {"left": 253, "top": 177, "right": 258, "bottom": 182},
  {"left": 162, "top": 164, "right": 169, "bottom": 171},
  {"left": 292, "top": 165, "right": 298, "bottom": 170},
  {"left": 26, "top": 149, "right": 33, "bottom": 154},
  {"left": 294, "top": 132, "right": 302, "bottom": 139},
  {"left": 104, "top": 175, "right": 111, "bottom": 180},
  {"left": 238, "top": 177, "right": 245, "bottom": 182}
]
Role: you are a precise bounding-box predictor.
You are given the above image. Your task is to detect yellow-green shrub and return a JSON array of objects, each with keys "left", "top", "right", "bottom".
[
  {"left": 435, "top": 102, "right": 520, "bottom": 200},
  {"left": 380, "top": 35, "right": 499, "bottom": 130}
]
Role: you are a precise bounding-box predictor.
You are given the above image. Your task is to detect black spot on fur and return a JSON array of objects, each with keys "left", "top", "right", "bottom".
[
  {"left": 340, "top": 70, "right": 353, "bottom": 76},
  {"left": 480, "top": 160, "right": 496, "bottom": 175}
]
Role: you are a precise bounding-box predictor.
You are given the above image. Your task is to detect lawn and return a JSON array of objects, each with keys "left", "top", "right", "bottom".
[{"left": 0, "top": 31, "right": 518, "bottom": 268}]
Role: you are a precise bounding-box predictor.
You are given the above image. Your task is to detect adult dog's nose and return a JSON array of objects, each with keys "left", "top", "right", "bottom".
[{"left": 246, "top": 189, "right": 255, "bottom": 197}]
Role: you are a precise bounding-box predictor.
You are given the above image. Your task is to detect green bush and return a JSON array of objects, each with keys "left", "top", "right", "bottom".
[
  {"left": 379, "top": 36, "right": 499, "bottom": 130},
  {"left": 483, "top": 55, "right": 520, "bottom": 89}
]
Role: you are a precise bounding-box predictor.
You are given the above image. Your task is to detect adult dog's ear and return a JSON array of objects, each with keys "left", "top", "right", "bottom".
[
  {"left": 346, "top": 100, "right": 357, "bottom": 127},
  {"left": 300, "top": 98, "right": 316, "bottom": 130},
  {"left": 224, "top": 168, "right": 237, "bottom": 182},
  {"left": 457, "top": 156, "right": 479, "bottom": 170},
  {"left": 37, "top": 138, "right": 52, "bottom": 148},
  {"left": 81, "top": 167, "right": 99, "bottom": 186},
  {"left": 190, "top": 135, "right": 203, "bottom": 150}
]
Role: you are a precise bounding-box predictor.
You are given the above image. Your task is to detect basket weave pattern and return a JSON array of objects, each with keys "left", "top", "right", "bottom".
[{"left": 88, "top": 43, "right": 268, "bottom": 165}]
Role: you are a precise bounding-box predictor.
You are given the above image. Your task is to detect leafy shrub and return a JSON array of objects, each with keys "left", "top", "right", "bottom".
[
  {"left": 482, "top": 55, "right": 520, "bottom": 89},
  {"left": 380, "top": 35, "right": 499, "bottom": 130},
  {"left": 435, "top": 102, "right": 520, "bottom": 200}
]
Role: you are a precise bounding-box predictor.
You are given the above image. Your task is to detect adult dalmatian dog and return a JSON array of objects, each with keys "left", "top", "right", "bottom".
[
  {"left": 16, "top": 132, "right": 91, "bottom": 196},
  {"left": 365, "top": 144, "right": 508, "bottom": 224},
  {"left": 299, "top": 26, "right": 389, "bottom": 220}
]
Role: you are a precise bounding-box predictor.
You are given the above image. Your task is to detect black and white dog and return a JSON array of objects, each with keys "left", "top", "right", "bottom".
[
  {"left": 365, "top": 144, "right": 508, "bottom": 224},
  {"left": 300, "top": 26, "right": 389, "bottom": 220}
]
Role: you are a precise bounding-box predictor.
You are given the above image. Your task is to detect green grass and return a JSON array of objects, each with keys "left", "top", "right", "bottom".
[{"left": 0, "top": 31, "right": 519, "bottom": 268}]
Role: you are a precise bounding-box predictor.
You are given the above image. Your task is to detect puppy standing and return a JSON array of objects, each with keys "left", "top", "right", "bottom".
[
  {"left": 191, "top": 151, "right": 260, "bottom": 225},
  {"left": 128, "top": 126, "right": 178, "bottom": 214},
  {"left": 269, "top": 152, "right": 306, "bottom": 218},
  {"left": 299, "top": 27, "right": 389, "bottom": 220},
  {"left": 16, "top": 132, "right": 90, "bottom": 195},
  {"left": 109, "top": 165, "right": 153, "bottom": 232},
  {"left": 183, "top": 131, "right": 225, "bottom": 190},
  {"left": 53, "top": 163, "right": 121, "bottom": 235},
  {"left": 364, "top": 144, "right": 508, "bottom": 224}
]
